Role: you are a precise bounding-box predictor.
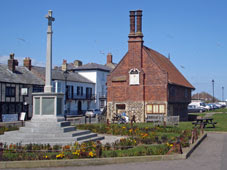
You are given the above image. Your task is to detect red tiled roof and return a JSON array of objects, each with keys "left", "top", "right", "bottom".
[{"left": 144, "top": 46, "right": 195, "bottom": 89}]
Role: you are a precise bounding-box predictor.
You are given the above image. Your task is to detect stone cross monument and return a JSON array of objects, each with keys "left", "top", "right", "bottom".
[
  {"left": 32, "top": 10, "right": 64, "bottom": 117},
  {"left": 44, "top": 10, "right": 55, "bottom": 93}
]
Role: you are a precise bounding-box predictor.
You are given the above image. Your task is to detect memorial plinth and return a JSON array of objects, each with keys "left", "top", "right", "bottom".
[{"left": 33, "top": 92, "right": 64, "bottom": 117}]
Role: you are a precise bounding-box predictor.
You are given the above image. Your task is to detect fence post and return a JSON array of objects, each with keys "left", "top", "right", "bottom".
[{"left": 0, "top": 143, "right": 3, "bottom": 161}]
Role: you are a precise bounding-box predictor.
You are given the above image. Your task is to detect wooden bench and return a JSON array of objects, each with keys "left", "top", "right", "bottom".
[
  {"left": 192, "top": 118, "right": 217, "bottom": 128},
  {"left": 146, "top": 114, "right": 164, "bottom": 125}
]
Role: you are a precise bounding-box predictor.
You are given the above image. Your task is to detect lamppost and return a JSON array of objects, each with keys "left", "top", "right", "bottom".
[
  {"left": 222, "top": 86, "right": 224, "bottom": 101},
  {"left": 212, "top": 80, "right": 214, "bottom": 103},
  {"left": 63, "top": 70, "right": 69, "bottom": 116}
]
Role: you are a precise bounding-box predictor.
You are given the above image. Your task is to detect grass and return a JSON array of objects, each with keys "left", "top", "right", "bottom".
[{"left": 203, "top": 113, "right": 227, "bottom": 132}]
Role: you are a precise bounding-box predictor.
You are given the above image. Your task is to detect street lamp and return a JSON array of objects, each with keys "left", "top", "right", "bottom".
[
  {"left": 222, "top": 86, "right": 224, "bottom": 101},
  {"left": 212, "top": 80, "right": 214, "bottom": 103},
  {"left": 63, "top": 70, "right": 69, "bottom": 116}
]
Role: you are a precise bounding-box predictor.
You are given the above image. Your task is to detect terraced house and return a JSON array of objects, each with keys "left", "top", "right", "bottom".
[
  {"left": 107, "top": 10, "right": 195, "bottom": 122},
  {"left": 0, "top": 54, "right": 44, "bottom": 121}
]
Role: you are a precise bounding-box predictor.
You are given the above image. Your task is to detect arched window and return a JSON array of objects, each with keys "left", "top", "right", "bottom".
[{"left": 129, "top": 68, "right": 140, "bottom": 85}]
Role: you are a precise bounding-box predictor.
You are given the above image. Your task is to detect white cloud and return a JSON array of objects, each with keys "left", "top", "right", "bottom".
[{"left": 0, "top": 55, "right": 45, "bottom": 67}]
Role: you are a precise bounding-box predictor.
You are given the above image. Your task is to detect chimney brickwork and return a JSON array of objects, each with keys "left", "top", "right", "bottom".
[
  {"left": 8, "top": 53, "right": 18, "bottom": 72},
  {"left": 23, "top": 57, "right": 32, "bottom": 70},
  {"left": 62, "top": 59, "right": 67, "bottom": 71},
  {"left": 107, "top": 53, "right": 113, "bottom": 64}
]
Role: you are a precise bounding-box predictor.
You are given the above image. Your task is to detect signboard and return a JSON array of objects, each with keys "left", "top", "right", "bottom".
[
  {"left": 20, "top": 112, "right": 26, "bottom": 121},
  {"left": 2, "top": 114, "right": 18, "bottom": 122},
  {"left": 21, "top": 88, "right": 28, "bottom": 96},
  {"left": 129, "top": 68, "right": 140, "bottom": 85}
]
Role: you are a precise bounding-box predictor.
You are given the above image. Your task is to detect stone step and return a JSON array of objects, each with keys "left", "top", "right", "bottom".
[
  {"left": 3, "top": 129, "right": 91, "bottom": 138},
  {"left": 60, "top": 121, "right": 71, "bottom": 127},
  {"left": 71, "top": 130, "right": 91, "bottom": 137},
  {"left": 18, "top": 126, "right": 76, "bottom": 133},
  {"left": 78, "top": 136, "right": 105, "bottom": 144},
  {"left": 24, "top": 122, "right": 62, "bottom": 128},
  {"left": 76, "top": 133, "right": 98, "bottom": 141}
]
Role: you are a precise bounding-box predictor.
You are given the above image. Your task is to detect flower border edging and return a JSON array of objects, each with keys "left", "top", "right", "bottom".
[{"left": 0, "top": 133, "right": 207, "bottom": 169}]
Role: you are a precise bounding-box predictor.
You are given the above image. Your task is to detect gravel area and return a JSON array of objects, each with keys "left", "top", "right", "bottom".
[{"left": 99, "top": 134, "right": 127, "bottom": 144}]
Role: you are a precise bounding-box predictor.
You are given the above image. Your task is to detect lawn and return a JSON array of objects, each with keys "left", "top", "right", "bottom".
[{"left": 188, "top": 108, "right": 227, "bottom": 132}]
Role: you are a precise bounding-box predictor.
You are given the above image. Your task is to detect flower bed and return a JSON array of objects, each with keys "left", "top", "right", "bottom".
[
  {"left": 0, "top": 123, "right": 200, "bottom": 161},
  {"left": 77, "top": 123, "right": 194, "bottom": 147}
]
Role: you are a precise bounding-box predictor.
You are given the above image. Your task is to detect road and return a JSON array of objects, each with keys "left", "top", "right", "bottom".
[{"left": 3, "top": 132, "right": 227, "bottom": 170}]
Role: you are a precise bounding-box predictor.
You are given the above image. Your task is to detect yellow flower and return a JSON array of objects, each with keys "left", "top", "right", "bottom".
[
  {"left": 56, "top": 153, "right": 64, "bottom": 159},
  {"left": 122, "top": 126, "right": 126, "bottom": 129},
  {"left": 89, "top": 151, "right": 94, "bottom": 157},
  {"left": 170, "top": 144, "right": 173, "bottom": 147},
  {"left": 73, "top": 149, "right": 80, "bottom": 156},
  {"left": 129, "top": 129, "right": 133, "bottom": 133}
]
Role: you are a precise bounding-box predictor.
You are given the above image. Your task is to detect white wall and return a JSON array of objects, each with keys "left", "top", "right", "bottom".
[
  {"left": 77, "top": 70, "right": 109, "bottom": 109},
  {"left": 52, "top": 80, "right": 95, "bottom": 115}
]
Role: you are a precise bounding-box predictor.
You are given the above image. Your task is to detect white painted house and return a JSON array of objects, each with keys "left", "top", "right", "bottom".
[{"left": 68, "top": 53, "right": 116, "bottom": 110}]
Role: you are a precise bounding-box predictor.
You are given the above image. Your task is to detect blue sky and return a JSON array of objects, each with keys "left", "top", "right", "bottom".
[{"left": 0, "top": 0, "right": 227, "bottom": 100}]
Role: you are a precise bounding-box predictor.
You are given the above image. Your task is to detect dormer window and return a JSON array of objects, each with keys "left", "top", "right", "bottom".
[{"left": 129, "top": 68, "right": 140, "bottom": 85}]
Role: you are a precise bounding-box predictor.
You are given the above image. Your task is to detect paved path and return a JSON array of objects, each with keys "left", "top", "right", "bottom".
[{"left": 3, "top": 132, "right": 227, "bottom": 170}]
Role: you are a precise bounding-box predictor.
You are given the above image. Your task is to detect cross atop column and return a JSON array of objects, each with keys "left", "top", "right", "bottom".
[
  {"left": 45, "top": 10, "right": 55, "bottom": 27},
  {"left": 44, "top": 10, "right": 55, "bottom": 93}
]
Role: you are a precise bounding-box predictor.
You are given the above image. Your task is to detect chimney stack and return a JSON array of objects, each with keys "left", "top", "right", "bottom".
[
  {"left": 136, "top": 10, "right": 143, "bottom": 36},
  {"left": 62, "top": 59, "right": 67, "bottom": 71},
  {"left": 23, "top": 57, "right": 32, "bottom": 70},
  {"left": 129, "top": 11, "right": 136, "bottom": 36},
  {"left": 73, "top": 60, "right": 82, "bottom": 67},
  {"left": 8, "top": 53, "right": 18, "bottom": 72},
  {"left": 107, "top": 53, "right": 113, "bottom": 64}
]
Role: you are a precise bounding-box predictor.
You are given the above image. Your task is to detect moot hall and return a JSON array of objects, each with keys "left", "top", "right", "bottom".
[{"left": 107, "top": 10, "right": 195, "bottom": 122}]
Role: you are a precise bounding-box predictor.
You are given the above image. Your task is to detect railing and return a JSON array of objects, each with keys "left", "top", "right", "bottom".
[
  {"left": 98, "top": 92, "right": 107, "bottom": 98},
  {"left": 69, "top": 93, "right": 96, "bottom": 100}
]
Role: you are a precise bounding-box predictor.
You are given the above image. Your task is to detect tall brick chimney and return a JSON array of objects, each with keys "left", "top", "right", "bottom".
[
  {"left": 8, "top": 53, "right": 18, "bottom": 73},
  {"left": 23, "top": 57, "right": 32, "bottom": 70},
  {"left": 128, "top": 10, "right": 144, "bottom": 68},
  {"left": 129, "top": 11, "right": 136, "bottom": 36},
  {"left": 136, "top": 10, "right": 143, "bottom": 37},
  {"left": 62, "top": 59, "right": 67, "bottom": 71},
  {"left": 107, "top": 53, "right": 113, "bottom": 65}
]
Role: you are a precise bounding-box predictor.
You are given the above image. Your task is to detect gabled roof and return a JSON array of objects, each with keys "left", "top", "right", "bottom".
[
  {"left": 70, "top": 63, "right": 113, "bottom": 72},
  {"left": 0, "top": 64, "right": 44, "bottom": 85},
  {"left": 31, "top": 66, "right": 94, "bottom": 84},
  {"left": 144, "top": 46, "right": 195, "bottom": 89}
]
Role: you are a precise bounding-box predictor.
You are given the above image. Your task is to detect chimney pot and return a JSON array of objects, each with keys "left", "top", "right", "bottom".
[{"left": 10, "top": 53, "right": 15, "bottom": 59}]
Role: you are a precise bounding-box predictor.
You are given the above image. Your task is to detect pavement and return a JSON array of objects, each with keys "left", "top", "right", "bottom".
[{"left": 2, "top": 132, "right": 227, "bottom": 170}]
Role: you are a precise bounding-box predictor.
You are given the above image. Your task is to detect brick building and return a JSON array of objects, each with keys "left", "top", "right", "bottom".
[{"left": 107, "top": 10, "right": 195, "bottom": 122}]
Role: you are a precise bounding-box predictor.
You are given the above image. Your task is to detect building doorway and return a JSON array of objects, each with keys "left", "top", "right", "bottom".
[
  {"left": 78, "top": 101, "right": 82, "bottom": 115},
  {"left": 116, "top": 104, "right": 126, "bottom": 115}
]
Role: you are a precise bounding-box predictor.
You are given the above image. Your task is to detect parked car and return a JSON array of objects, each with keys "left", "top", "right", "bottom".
[
  {"left": 189, "top": 102, "right": 208, "bottom": 111},
  {"left": 85, "top": 109, "right": 102, "bottom": 118},
  {"left": 188, "top": 105, "right": 206, "bottom": 113}
]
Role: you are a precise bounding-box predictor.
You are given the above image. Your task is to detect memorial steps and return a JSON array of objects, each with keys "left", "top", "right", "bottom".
[{"left": 0, "top": 117, "right": 104, "bottom": 146}]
